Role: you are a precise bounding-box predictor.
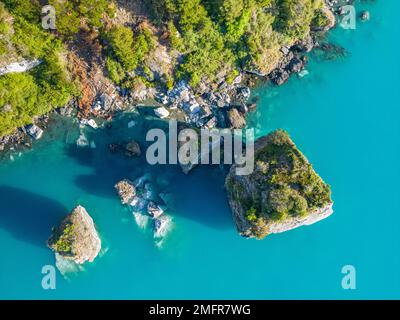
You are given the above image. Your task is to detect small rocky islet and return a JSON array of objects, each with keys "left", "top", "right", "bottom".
[
  {"left": 115, "top": 177, "right": 173, "bottom": 245},
  {"left": 48, "top": 206, "right": 101, "bottom": 265}
]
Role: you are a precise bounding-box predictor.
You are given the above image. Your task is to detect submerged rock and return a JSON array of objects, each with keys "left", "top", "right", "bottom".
[
  {"left": 225, "top": 130, "right": 333, "bottom": 239},
  {"left": 115, "top": 179, "right": 137, "bottom": 205},
  {"left": 125, "top": 140, "right": 141, "bottom": 157},
  {"left": 360, "top": 11, "right": 370, "bottom": 22},
  {"left": 76, "top": 133, "right": 89, "bottom": 147},
  {"left": 48, "top": 206, "right": 101, "bottom": 264},
  {"left": 147, "top": 201, "right": 164, "bottom": 219},
  {"left": 153, "top": 215, "right": 172, "bottom": 238}
]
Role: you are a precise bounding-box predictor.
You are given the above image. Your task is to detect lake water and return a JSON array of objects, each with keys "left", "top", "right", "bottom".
[{"left": 1, "top": 1, "right": 399, "bottom": 299}]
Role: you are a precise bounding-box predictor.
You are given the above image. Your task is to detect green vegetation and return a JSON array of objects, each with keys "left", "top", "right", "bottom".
[
  {"left": 50, "top": 223, "right": 75, "bottom": 255},
  {"left": 48, "top": 0, "right": 115, "bottom": 37},
  {"left": 246, "top": 208, "right": 258, "bottom": 222},
  {"left": 146, "top": 0, "right": 331, "bottom": 85},
  {"left": 227, "top": 130, "right": 331, "bottom": 238},
  {"left": 103, "top": 24, "right": 156, "bottom": 88},
  {"left": 0, "top": 1, "right": 77, "bottom": 137}
]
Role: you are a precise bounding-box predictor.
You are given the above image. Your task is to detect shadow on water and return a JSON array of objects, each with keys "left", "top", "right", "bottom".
[
  {"left": 0, "top": 186, "right": 68, "bottom": 247},
  {"left": 63, "top": 113, "right": 233, "bottom": 230},
  {"left": 168, "top": 166, "right": 234, "bottom": 230}
]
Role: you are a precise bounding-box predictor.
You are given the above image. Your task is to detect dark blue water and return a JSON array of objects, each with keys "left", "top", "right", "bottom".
[{"left": 1, "top": 1, "right": 399, "bottom": 299}]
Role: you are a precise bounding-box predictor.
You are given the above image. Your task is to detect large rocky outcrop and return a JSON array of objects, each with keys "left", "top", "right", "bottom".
[
  {"left": 48, "top": 206, "right": 101, "bottom": 264},
  {"left": 225, "top": 130, "right": 333, "bottom": 239}
]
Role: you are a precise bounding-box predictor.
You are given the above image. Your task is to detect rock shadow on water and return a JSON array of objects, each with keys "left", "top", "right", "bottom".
[
  {"left": 63, "top": 114, "right": 233, "bottom": 230},
  {"left": 0, "top": 186, "right": 68, "bottom": 247},
  {"left": 168, "top": 166, "right": 234, "bottom": 230},
  {"left": 62, "top": 115, "right": 169, "bottom": 199},
  {"left": 63, "top": 144, "right": 135, "bottom": 199}
]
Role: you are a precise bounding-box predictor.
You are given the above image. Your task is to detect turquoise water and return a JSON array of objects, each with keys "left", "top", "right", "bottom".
[{"left": 1, "top": 1, "right": 399, "bottom": 299}]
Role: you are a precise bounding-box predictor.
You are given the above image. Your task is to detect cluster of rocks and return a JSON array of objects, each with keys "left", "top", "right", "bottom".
[
  {"left": 0, "top": 115, "right": 49, "bottom": 153},
  {"left": 269, "top": 52, "right": 308, "bottom": 86},
  {"left": 153, "top": 77, "right": 253, "bottom": 130},
  {"left": 115, "top": 176, "right": 173, "bottom": 245}
]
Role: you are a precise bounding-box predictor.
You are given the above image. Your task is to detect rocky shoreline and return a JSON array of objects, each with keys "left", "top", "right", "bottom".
[{"left": 0, "top": 2, "right": 346, "bottom": 155}]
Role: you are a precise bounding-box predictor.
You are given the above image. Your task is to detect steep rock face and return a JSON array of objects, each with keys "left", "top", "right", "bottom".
[
  {"left": 225, "top": 130, "right": 333, "bottom": 239},
  {"left": 48, "top": 206, "right": 101, "bottom": 264}
]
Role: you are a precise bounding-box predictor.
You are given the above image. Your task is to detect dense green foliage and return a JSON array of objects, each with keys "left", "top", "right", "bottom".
[
  {"left": 0, "top": 1, "right": 77, "bottom": 137},
  {"left": 227, "top": 130, "right": 331, "bottom": 238},
  {"left": 103, "top": 25, "right": 156, "bottom": 87},
  {"left": 146, "top": 0, "right": 331, "bottom": 86},
  {"left": 50, "top": 223, "right": 75, "bottom": 254},
  {"left": 48, "top": 0, "right": 115, "bottom": 37}
]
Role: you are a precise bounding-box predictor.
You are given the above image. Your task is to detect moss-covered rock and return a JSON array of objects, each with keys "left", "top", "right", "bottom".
[
  {"left": 48, "top": 206, "right": 101, "bottom": 264},
  {"left": 226, "top": 129, "right": 333, "bottom": 239}
]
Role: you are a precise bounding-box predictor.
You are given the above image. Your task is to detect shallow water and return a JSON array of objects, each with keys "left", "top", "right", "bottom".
[{"left": 1, "top": 1, "right": 399, "bottom": 299}]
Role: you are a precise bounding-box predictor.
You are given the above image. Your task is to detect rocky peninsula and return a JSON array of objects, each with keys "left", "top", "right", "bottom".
[
  {"left": 48, "top": 206, "right": 102, "bottom": 264},
  {"left": 226, "top": 130, "right": 333, "bottom": 239}
]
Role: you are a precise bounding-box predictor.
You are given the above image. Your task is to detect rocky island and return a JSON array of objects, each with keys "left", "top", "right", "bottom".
[
  {"left": 226, "top": 130, "right": 333, "bottom": 239},
  {"left": 48, "top": 206, "right": 102, "bottom": 264}
]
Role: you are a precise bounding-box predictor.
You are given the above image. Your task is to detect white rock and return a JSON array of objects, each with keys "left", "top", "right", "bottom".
[
  {"left": 154, "top": 107, "right": 170, "bottom": 119},
  {"left": 0, "top": 59, "right": 41, "bottom": 76},
  {"left": 87, "top": 119, "right": 98, "bottom": 129}
]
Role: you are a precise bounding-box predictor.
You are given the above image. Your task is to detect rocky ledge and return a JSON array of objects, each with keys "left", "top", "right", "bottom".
[
  {"left": 225, "top": 130, "right": 333, "bottom": 239},
  {"left": 47, "top": 206, "right": 101, "bottom": 264}
]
